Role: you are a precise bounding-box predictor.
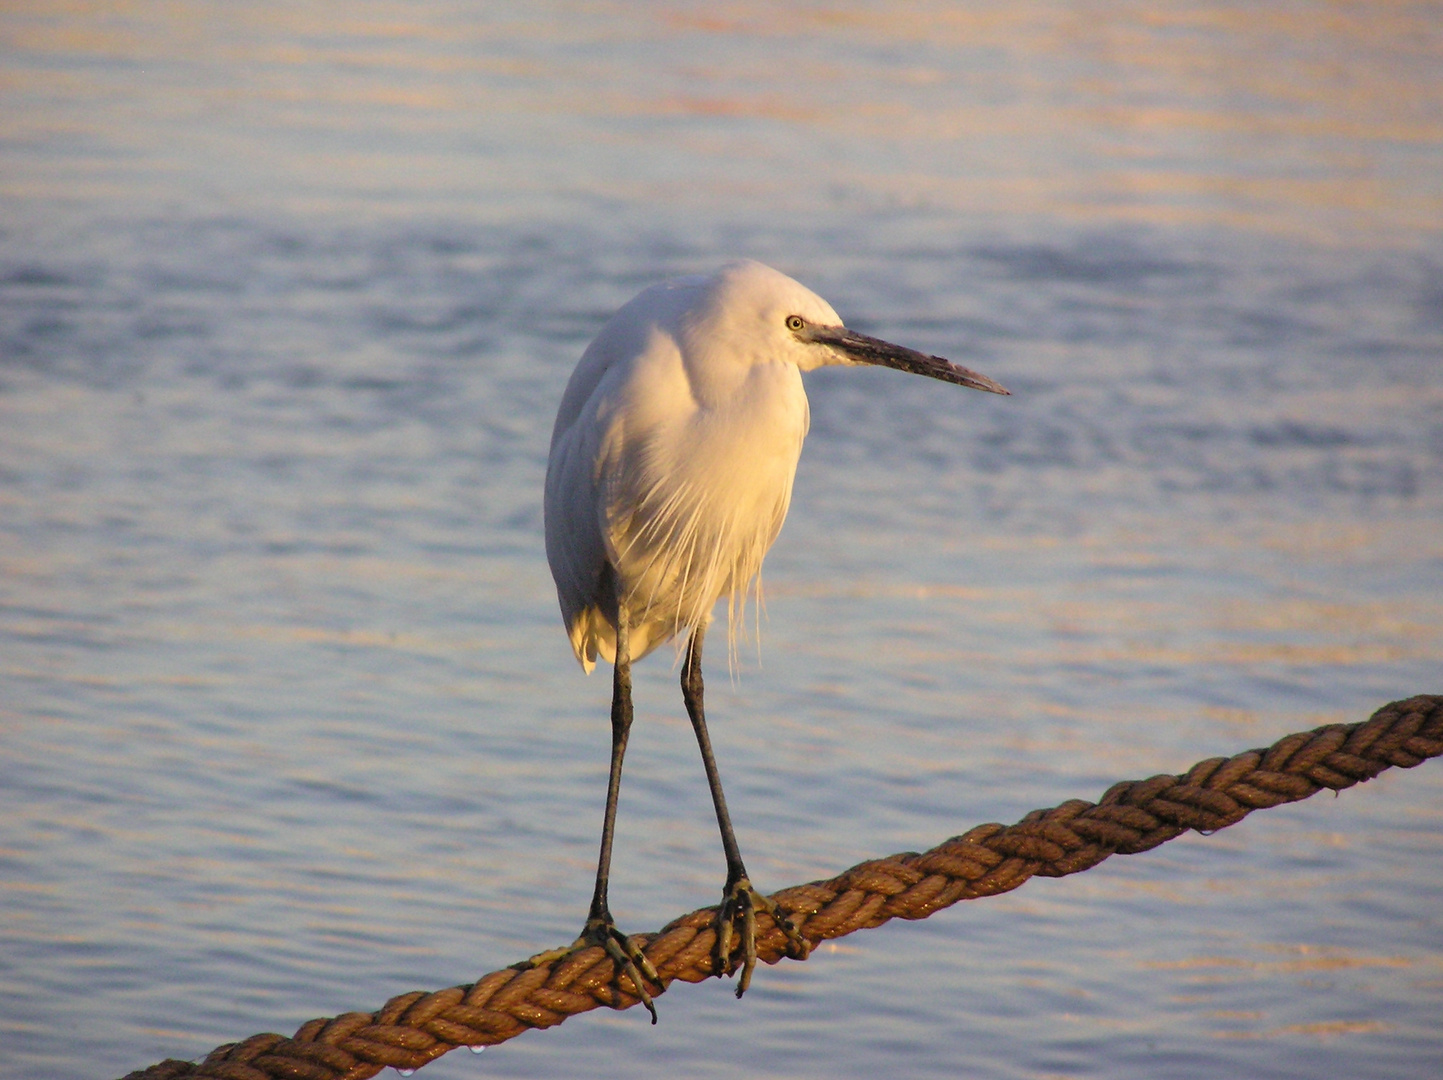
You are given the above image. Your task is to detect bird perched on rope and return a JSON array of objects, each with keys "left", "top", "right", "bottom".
[{"left": 541, "top": 260, "right": 1009, "bottom": 1019}]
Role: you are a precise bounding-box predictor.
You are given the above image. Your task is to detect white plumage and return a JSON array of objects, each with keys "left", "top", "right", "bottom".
[
  {"left": 545, "top": 260, "right": 842, "bottom": 670},
  {"left": 538, "top": 259, "right": 1008, "bottom": 1012}
]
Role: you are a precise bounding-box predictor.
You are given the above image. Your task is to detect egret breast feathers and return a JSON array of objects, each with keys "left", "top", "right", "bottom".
[{"left": 545, "top": 261, "right": 827, "bottom": 671}]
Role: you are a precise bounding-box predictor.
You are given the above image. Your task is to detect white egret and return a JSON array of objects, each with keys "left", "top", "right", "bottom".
[{"left": 542, "top": 260, "right": 1008, "bottom": 1017}]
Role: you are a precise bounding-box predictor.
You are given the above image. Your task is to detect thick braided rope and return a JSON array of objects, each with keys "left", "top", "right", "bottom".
[{"left": 124, "top": 694, "right": 1442, "bottom": 1080}]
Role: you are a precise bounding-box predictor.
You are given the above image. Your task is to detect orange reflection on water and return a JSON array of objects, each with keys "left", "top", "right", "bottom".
[{"left": 3, "top": 1, "right": 1439, "bottom": 237}]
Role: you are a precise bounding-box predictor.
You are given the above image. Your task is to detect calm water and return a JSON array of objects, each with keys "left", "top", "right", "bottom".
[{"left": 3, "top": 4, "right": 1441, "bottom": 1079}]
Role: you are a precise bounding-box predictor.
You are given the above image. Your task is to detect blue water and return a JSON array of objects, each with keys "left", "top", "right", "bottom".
[{"left": 2, "top": 4, "right": 1441, "bottom": 1079}]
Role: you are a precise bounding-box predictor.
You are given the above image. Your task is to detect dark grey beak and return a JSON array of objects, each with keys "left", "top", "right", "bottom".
[{"left": 805, "top": 324, "right": 1010, "bottom": 395}]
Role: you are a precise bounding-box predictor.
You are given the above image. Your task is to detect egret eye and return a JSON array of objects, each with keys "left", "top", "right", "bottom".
[{"left": 785, "top": 315, "right": 805, "bottom": 332}]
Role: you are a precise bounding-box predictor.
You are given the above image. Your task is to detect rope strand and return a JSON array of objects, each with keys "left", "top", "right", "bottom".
[{"left": 123, "top": 694, "right": 1443, "bottom": 1080}]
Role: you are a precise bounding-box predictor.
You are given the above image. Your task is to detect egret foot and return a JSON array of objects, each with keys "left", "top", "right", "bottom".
[
  {"left": 525, "top": 916, "right": 663, "bottom": 1023},
  {"left": 714, "top": 877, "right": 810, "bottom": 997}
]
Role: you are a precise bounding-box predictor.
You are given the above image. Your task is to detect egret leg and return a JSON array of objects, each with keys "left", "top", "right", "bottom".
[
  {"left": 528, "top": 607, "right": 662, "bottom": 1022},
  {"left": 681, "top": 626, "right": 809, "bottom": 997}
]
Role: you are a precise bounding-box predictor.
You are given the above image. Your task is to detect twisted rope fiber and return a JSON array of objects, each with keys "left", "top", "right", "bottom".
[{"left": 125, "top": 694, "right": 1443, "bottom": 1080}]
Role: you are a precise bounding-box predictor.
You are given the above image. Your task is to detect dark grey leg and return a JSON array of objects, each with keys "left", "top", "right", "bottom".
[
  {"left": 681, "top": 625, "right": 808, "bottom": 997},
  {"left": 582, "top": 608, "right": 663, "bottom": 1021},
  {"left": 525, "top": 600, "right": 662, "bottom": 1020},
  {"left": 680, "top": 624, "right": 747, "bottom": 884},
  {"left": 587, "top": 610, "right": 635, "bottom": 925}
]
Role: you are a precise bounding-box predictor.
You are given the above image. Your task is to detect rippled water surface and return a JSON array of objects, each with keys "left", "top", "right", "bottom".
[{"left": 3, "top": 4, "right": 1441, "bottom": 1079}]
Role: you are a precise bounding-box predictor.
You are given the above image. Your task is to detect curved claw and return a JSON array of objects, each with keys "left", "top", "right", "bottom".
[
  {"left": 524, "top": 918, "right": 663, "bottom": 1023},
  {"left": 596, "top": 926, "right": 661, "bottom": 1024},
  {"left": 714, "top": 878, "right": 810, "bottom": 998}
]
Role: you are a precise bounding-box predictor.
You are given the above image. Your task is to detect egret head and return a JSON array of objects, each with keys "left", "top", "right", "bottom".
[
  {"left": 679, "top": 260, "right": 843, "bottom": 373},
  {"left": 689, "top": 260, "right": 1009, "bottom": 395}
]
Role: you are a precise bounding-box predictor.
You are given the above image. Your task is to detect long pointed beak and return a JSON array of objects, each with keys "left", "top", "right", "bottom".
[{"left": 806, "top": 324, "right": 1010, "bottom": 395}]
